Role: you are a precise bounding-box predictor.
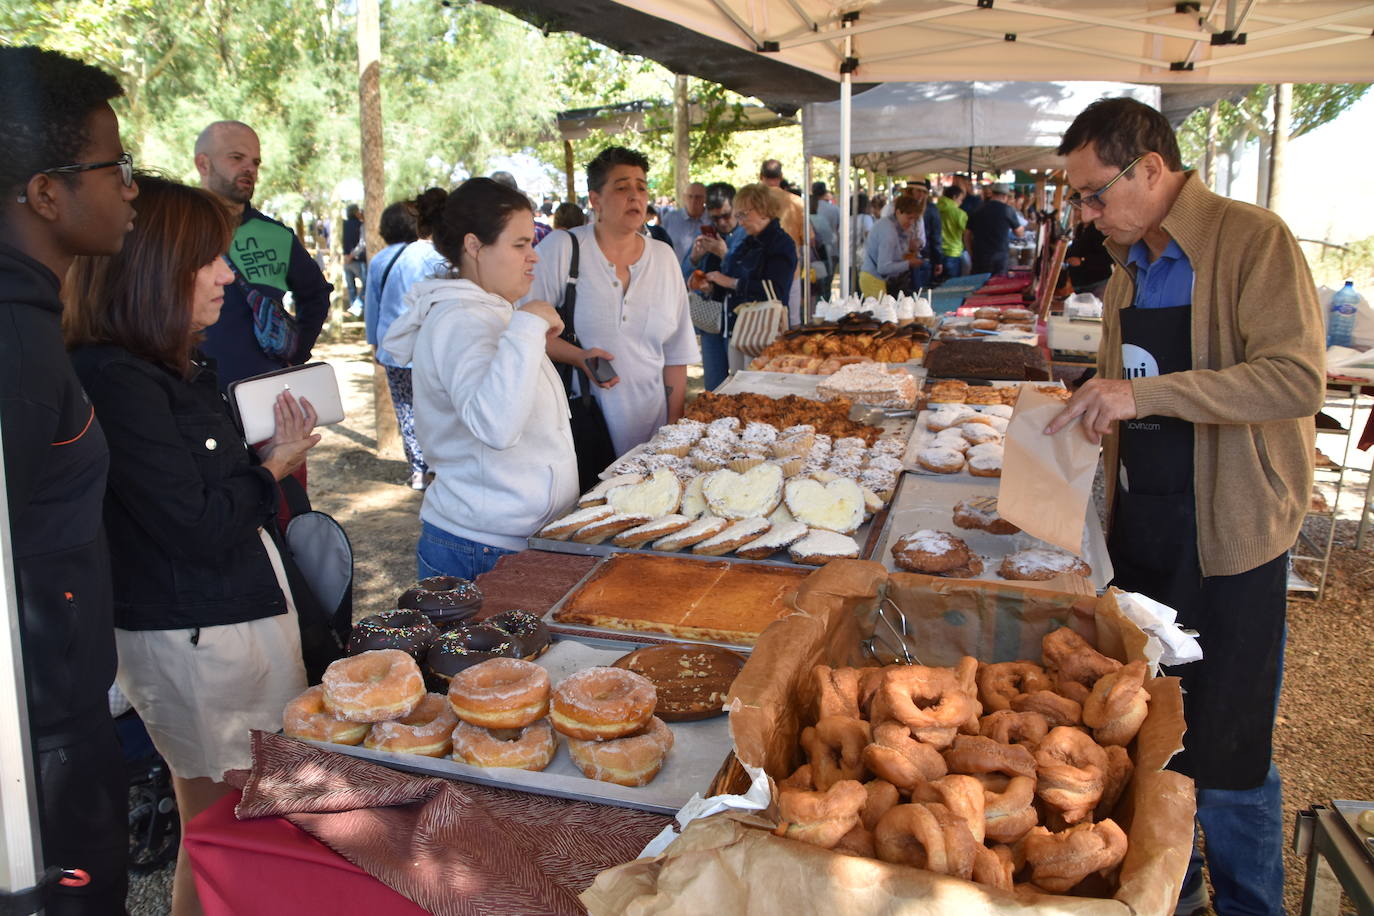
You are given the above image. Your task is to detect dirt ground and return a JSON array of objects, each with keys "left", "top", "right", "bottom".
[{"left": 129, "top": 331, "right": 1374, "bottom": 914}]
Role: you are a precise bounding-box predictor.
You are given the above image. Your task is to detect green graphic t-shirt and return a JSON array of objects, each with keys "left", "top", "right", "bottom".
[{"left": 228, "top": 216, "right": 294, "bottom": 293}]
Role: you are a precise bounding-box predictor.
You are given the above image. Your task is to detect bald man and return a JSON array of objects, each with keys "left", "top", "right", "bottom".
[{"left": 194, "top": 120, "right": 332, "bottom": 389}]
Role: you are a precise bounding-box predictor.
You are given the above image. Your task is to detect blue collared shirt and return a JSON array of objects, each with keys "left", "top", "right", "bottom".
[{"left": 1127, "top": 238, "right": 1193, "bottom": 309}]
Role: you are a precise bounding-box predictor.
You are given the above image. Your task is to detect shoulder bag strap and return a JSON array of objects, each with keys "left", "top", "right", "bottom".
[
  {"left": 377, "top": 241, "right": 412, "bottom": 298},
  {"left": 556, "top": 230, "right": 595, "bottom": 406}
]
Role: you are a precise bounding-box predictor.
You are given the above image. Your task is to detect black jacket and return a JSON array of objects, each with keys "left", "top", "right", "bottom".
[
  {"left": 0, "top": 243, "right": 117, "bottom": 734},
  {"left": 70, "top": 345, "right": 287, "bottom": 630},
  {"left": 725, "top": 219, "right": 798, "bottom": 331}
]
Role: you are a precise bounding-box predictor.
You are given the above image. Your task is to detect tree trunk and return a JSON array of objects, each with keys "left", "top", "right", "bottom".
[
  {"left": 672, "top": 74, "right": 690, "bottom": 206},
  {"left": 1203, "top": 100, "right": 1218, "bottom": 190},
  {"left": 1255, "top": 131, "right": 1271, "bottom": 208},
  {"left": 1268, "top": 83, "right": 1291, "bottom": 214},
  {"left": 563, "top": 140, "right": 576, "bottom": 201},
  {"left": 357, "top": 0, "right": 399, "bottom": 460}
]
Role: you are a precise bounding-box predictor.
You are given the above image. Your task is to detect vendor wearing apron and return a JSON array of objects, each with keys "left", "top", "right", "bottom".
[{"left": 1046, "top": 98, "right": 1325, "bottom": 916}]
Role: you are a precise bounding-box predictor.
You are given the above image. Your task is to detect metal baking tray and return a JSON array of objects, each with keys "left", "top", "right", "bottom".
[
  {"left": 305, "top": 637, "right": 732, "bottom": 816},
  {"left": 871, "top": 471, "right": 1113, "bottom": 593},
  {"left": 1333, "top": 799, "right": 1374, "bottom": 865},
  {"left": 537, "top": 552, "right": 816, "bottom": 652},
  {"left": 902, "top": 380, "right": 1064, "bottom": 475}
]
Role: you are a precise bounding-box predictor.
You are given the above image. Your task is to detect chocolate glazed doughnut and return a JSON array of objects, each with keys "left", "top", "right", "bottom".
[
  {"left": 483, "top": 610, "right": 552, "bottom": 660},
  {"left": 347, "top": 610, "right": 440, "bottom": 661},
  {"left": 397, "top": 575, "right": 483, "bottom": 628}
]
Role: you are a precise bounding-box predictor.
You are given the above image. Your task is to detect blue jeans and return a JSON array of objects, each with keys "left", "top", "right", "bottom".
[
  {"left": 942, "top": 255, "right": 965, "bottom": 280},
  {"left": 700, "top": 330, "right": 729, "bottom": 392},
  {"left": 416, "top": 520, "right": 514, "bottom": 582},
  {"left": 344, "top": 259, "right": 366, "bottom": 304},
  {"left": 1183, "top": 763, "right": 1286, "bottom": 915}
]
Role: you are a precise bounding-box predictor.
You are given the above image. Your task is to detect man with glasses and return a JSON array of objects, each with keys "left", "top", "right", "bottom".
[
  {"left": 194, "top": 120, "right": 333, "bottom": 391},
  {"left": 0, "top": 45, "right": 136, "bottom": 914},
  {"left": 1045, "top": 97, "right": 1324, "bottom": 916},
  {"left": 659, "top": 181, "right": 710, "bottom": 262},
  {"left": 684, "top": 182, "right": 745, "bottom": 389}
]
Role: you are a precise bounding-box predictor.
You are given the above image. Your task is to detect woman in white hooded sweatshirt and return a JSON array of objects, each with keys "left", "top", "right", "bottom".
[{"left": 382, "top": 178, "right": 576, "bottom": 581}]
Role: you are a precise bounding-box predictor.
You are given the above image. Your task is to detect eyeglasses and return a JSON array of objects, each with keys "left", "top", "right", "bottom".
[
  {"left": 1067, "top": 154, "right": 1143, "bottom": 212},
  {"left": 17, "top": 152, "right": 135, "bottom": 202},
  {"left": 710, "top": 211, "right": 734, "bottom": 223}
]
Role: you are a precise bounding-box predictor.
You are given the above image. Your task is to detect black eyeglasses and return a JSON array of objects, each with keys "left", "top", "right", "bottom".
[
  {"left": 18, "top": 152, "right": 135, "bottom": 202},
  {"left": 1067, "top": 154, "right": 1143, "bottom": 212}
]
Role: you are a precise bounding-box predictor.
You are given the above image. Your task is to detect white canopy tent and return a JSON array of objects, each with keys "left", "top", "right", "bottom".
[{"left": 802, "top": 80, "right": 1162, "bottom": 177}]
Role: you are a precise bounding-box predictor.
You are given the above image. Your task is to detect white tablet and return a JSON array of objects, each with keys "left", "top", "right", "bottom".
[{"left": 229, "top": 362, "right": 345, "bottom": 444}]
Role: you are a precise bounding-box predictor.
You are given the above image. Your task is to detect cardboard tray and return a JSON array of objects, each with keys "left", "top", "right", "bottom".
[
  {"left": 581, "top": 562, "right": 1195, "bottom": 915},
  {"left": 304, "top": 637, "right": 733, "bottom": 816}
]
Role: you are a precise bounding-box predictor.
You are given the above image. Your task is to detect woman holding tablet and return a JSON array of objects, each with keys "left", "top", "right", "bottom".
[
  {"left": 383, "top": 178, "right": 576, "bottom": 581},
  {"left": 64, "top": 174, "right": 319, "bottom": 916}
]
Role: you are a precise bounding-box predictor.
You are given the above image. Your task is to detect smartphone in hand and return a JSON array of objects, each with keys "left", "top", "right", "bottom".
[
  {"left": 701, "top": 224, "right": 718, "bottom": 238},
  {"left": 586, "top": 356, "right": 618, "bottom": 385}
]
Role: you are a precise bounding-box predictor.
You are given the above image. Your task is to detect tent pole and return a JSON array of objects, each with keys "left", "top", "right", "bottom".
[
  {"left": 802, "top": 149, "right": 812, "bottom": 324},
  {"left": 838, "top": 24, "right": 854, "bottom": 299},
  {"left": 0, "top": 423, "right": 43, "bottom": 902}
]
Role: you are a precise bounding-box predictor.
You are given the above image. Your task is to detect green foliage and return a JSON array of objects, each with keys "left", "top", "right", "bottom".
[{"left": 1177, "top": 83, "right": 1369, "bottom": 168}]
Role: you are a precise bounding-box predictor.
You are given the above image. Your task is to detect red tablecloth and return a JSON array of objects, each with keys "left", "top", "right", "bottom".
[{"left": 185, "top": 791, "right": 429, "bottom": 916}]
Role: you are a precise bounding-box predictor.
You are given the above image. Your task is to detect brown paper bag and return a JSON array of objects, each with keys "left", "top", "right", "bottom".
[{"left": 999, "top": 386, "right": 1100, "bottom": 554}]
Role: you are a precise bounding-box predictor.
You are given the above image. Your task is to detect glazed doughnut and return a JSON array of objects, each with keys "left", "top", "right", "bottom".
[
  {"left": 1082, "top": 660, "right": 1150, "bottom": 746},
  {"left": 862, "top": 721, "right": 948, "bottom": 791},
  {"left": 447, "top": 657, "right": 550, "bottom": 729},
  {"left": 910, "top": 774, "right": 986, "bottom": 844},
  {"left": 832, "top": 824, "right": 877, "bottom": 858},
  {"left": 802, "top": 716, "right": 872, "bottom": 791},
  {"left": 282, "top": 685, "right": 369, "bottom": 745},
  {"left": 873, "top": 802, "right": 977, "bottom": 880},
  {"left": 1022, "top": 819, "right": 1129, "bottom": 893},
  {"left": 550, "top": 667, "right": 656, "bottom": 740},
  {"left": 1034, "top": 726, "right": 1108, "bottom": 824},
  {"left": 942, "top": 734, "right": 1037, "bottom": 779},
  {"left": 322, "top": 649, "right": 426, "bottom": 723},
  {"left": 451, "top": 719, "right": 557, "bottom": 771},
  {"left": 812, "top": 665, "right": 862, "bottom": 720},
  {"left": 880, "top": 665, "right": 978, "bottom": 748},
  {"left": 567, "top": 716, "right": 674, "bottom": 786},
  {"left": 1095, "top": 744, "right": 1134, "bottom": 820},
  {"left": 774, "top": 779, "right": 868, "bottom": 849},
  {"left": 982, "top": 774, "right": 1038, "bottom": 844},
  {"left": 979, "top": 709, "right": 1050, "bottom": 750},
  {"left": 363, "top": 693, "right": 458, "bottom": 757},
  {"left": 1011, "top": 689, "right": 1083, "bottom": 727},
  {"left": 860, "top": 779, "right": 901, "bottom": 831},
  {"left": 1042, "top": 627, "right": 1121, "bottom": 705},
  {"left": 972, "top": 844, "right": 1016, "bottom": 891},
  {"left": 976, "top": 661, "right": 1053, "bottom": 712}
]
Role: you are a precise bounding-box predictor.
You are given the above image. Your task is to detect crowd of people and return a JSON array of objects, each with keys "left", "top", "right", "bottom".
[{"left": 0, "top": 40, "right": 1326, "bottom": 916}]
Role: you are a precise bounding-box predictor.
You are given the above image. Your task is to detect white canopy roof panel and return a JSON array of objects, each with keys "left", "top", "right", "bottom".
[
  {"left": 611, "top": 0, "right": 1374, "bottom": 85},
  {"left": 802, "top": 80, "right": 1162, "bottom": 174}
]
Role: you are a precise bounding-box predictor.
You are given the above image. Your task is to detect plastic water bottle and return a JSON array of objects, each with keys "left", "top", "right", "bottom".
[{"left": 1327, "top": 280, "right": 1359, "bottom": 348}]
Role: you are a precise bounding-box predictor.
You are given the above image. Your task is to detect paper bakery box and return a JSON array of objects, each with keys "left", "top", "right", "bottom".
[{"left": 583, "top": 561, "right": 1194, "bottom": 916}]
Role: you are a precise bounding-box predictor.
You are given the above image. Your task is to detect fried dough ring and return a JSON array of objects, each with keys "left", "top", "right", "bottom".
[
  {"left": 802, "top": 716, "right": 872, "bottom": 791},
  {"left": 954, "top": 656, "right": 983, "bottom": 734},
  {"left": 1034, "top": 726, "right": 1107, "bottom": 824},
  {"left": 983, "top": 774, "right": 1039, "bottom": 844},
  {"left": 780, "top": 763, "right": 813, "bottom": 790},
  {"left": 774, "top": 779, "right": 868, "bottom": 849},
  {"left": 874, "top": 802, "right": 978, "bottom": 880},
  {"left": 910, "top": 774, "right": 986, "bottom": 843},
  {"left": 880, "top": 665, "right": 978, "bottom": 749},
  {"left": 862, "top": 721, "right": 948, "bottom": 791},
  {"left": 860, "top": 778, "right": 901, "bottom": 831},
  {"left": 1011, "top": 689, "right": 1083, "bottom": 727},
  {"left": 1042, "top": 627, "right": 1122, "bottom": 705},
  {"left": 972, "top": 844, "right": 1016, "bottom": 891},
  {"left": 1082, "top": 660, "right": 1150, "bottom": 746},
  {"left": 977, "top": 661, "right": 1054, "bottom": 712},
  {"left": 942, "top": 734, "right": 1037, "bottom": 779},
  {"left": 1096, "top": 744, "right": 1134, "bottom": 820},
  {"left": 1022, "top": 819, "right": 1129, "bottom": 893},
  {"left": 979, "top": 709, "right": 1050, "bottom": 750},
  {"left": 812, "top": 665, "right": 862, "bottom": 720},
  {"left": 833, "top": 824, "right": 876, "bottom": 858}
]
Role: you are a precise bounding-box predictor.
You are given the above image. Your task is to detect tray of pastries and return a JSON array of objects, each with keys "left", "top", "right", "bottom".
[
  {"left": 283, "top": 636, "right": 736, "bottom": 816},
  {"left": 751, "top": 312, "right": 930, "bottom": 366}
]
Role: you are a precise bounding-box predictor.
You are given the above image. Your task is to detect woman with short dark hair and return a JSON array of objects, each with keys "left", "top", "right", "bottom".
[
  {"left": 65, "top": 174, "right": 319, "bottom": 916},
  {"left": 525, "top": 145, "right": 700, "bottom": 459},
  {"left": 382, "top": 178, "right": 576, "bottom": 581}
]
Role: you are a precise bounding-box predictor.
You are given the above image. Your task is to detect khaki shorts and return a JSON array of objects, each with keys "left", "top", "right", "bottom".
[{"left": 115, "top": 530, "right": 307, "bottom": 781}]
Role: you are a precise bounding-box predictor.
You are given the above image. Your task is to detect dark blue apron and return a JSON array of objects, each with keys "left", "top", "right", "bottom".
[{"left": 1107, "top": 303, "right": 1285, "bottom": 791}]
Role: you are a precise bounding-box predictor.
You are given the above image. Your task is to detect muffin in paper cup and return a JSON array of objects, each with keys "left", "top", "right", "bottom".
[
  {"left": 691, "top": 452, "right": 725, "bottom": 472},
  {"left": 772, "top": 433, "right": 815, "bottom": 458},
  {"left": 775, "top": 456, "right": 805, "bottom": 478},
  {"left": 726, "top": 454, "right": 765, "bottom": 473}
]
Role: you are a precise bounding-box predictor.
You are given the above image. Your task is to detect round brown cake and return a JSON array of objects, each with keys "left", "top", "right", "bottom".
[{"left": 611, "top": 644, "right": 746, "bottom": 721}]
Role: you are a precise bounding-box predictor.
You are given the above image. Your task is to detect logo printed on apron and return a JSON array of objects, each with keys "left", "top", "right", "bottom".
[{"left": 1120, "top": 343, "right": 1160, "bottom": 379}]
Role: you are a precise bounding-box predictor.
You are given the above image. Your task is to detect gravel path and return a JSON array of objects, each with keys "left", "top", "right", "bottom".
[{"left": 126, "top": 337, "right": 1374, "bottom": 914}]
